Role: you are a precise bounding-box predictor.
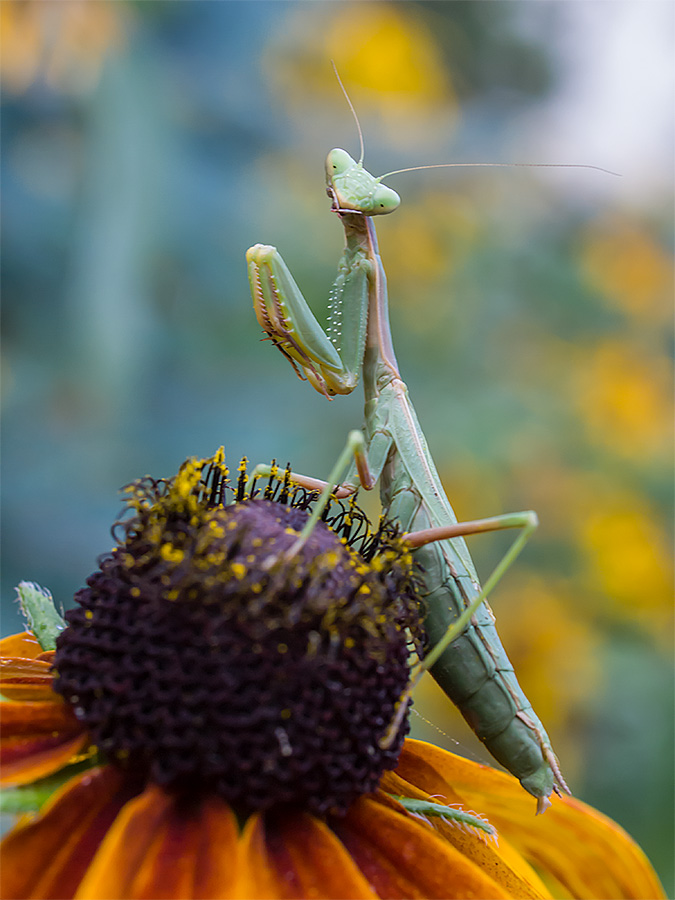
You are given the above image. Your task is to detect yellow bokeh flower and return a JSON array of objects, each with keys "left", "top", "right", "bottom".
[
  {"left": 580, "top": 493, "right": 673, "bottom": 635},
  {"left": 579, "top": 216, "right": 673, "bottom": 325},
  {"left": 323, "top": 5, "right": 450, "bottom": 108},
  {"left": 263, "top": 3, "right": 456, "bottom": 150},
  {"left": 0, "top": 0, "right": 127, "bottom": 96},
  {"left": 572, "top": 338, "right": 672, "bottom": 462}
]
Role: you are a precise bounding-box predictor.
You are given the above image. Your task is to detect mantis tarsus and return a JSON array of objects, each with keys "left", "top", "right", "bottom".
[{"left": 247, "top": 111, "right": 571, "bottom": 813}]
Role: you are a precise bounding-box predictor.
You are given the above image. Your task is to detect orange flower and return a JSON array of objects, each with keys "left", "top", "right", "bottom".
[
  {"left": 0, "top": 454, "right": 665, "bottom": 899},
  {"left": 0, "top": 631, "right": 91, "bottom": 788},
  {"left": 0, "top": 659, "right": 663, "bottom": 900}
]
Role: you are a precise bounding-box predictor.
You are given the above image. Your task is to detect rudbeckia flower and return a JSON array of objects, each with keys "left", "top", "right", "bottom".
[{"left": 0, "top": 452, "right": 665, "bottom": 900}]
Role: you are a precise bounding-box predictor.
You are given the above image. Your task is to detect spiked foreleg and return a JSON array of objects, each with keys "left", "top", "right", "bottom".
[{"left": 247, "top": 243, "right": 371, "bottom": 398}]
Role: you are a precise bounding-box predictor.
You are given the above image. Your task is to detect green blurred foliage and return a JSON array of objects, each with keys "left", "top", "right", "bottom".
[{"left": 1, "top": 0, "right": 672, "bottom": 889}]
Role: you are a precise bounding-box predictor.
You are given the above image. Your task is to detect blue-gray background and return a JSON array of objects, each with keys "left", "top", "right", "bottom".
[{"left": 2, "top": 1, "right": 673, "bottom": 889}]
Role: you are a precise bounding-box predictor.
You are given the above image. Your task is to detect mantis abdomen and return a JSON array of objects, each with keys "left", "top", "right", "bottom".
[{"left": 380, "top": 418, "right": 567, "bottom": 810}]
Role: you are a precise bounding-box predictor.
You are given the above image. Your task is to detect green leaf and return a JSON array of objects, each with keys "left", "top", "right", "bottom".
[
  {"left": 15, "top": 581, "right": 66, "bottom": 651},
  {"left": 0, "top": 757, "right": 99, "bottom": 815},
  {"left": 390, "top": 794, "right": 497, "bottom": 838}
]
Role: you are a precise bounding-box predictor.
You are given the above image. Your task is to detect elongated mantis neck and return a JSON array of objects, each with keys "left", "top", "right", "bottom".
[{"left": 340, "top": 213, "right": 400, "bottom": 400}]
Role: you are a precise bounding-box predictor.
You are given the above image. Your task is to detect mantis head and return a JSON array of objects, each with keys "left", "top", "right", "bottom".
[{"left": 326, "top": 149, "right": 400, "bottom": 217}]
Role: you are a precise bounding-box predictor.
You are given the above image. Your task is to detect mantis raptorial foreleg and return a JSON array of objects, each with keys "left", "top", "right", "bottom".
[
  {"left": 248, "top": 239, "right": 370, "bottom": 399},
  {"left": 248, "top": 139, "right": 570, "bottom": 812}
]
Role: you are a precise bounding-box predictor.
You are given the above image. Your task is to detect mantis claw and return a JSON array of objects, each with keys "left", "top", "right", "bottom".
[
  {"left": 248, "top": 244, "right": 338, "bottom": 399},
  {"left": 247, "top": 243, "right": 362, "bottom": 399}
]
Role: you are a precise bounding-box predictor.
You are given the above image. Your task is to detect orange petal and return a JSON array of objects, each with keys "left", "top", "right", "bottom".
[
  {"left": 1, "top": 700, "right": 88, "bottom": 786},
  {"left": 0, "top": 656, "right": 53, "bottom": 676},
  {"left": 238, "top": 808, "right": 377, "bottom": 900},
  {"left": 1, "top": 732, "right": 90, "bottom": 787},
  {"left": 0, "top": 632, "right": 44, "bottom": 659},
  {"left": 233, "top": 813, "right": 282, "bottom": 900},
  {"left": 0, "top": 766, "right": 138, "bottom": 900},
  {"left": 191, "top": 798, "right": 243, "bottom": 900},
  {"left": 0, "top": 656, "right": 56, "bottom": 701},
  {"left": 329, "top": 792, "right": 513, "bottom": 899},
  {"left": 396, "top": 740, "right": 666, "bottom": 900},
  {"left": 0, "top": 699, "right": 77, "bottom": 733},
  {"left": 381, "top": 771, "right": 551, "bottom": 899},
  {"left": 74, "top": 784, "right": 240, "bottom": 900}
]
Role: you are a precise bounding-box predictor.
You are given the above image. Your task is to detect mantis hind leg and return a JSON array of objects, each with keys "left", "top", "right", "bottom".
[
  {"left": 407, "top": 510, "right": 571, "bottom": 808},
  {"left": 406, "top": 510, "right": 539, "bottom": 674},
  {"left": 380, "top": 511, "right": 540, "bottom": 747}
]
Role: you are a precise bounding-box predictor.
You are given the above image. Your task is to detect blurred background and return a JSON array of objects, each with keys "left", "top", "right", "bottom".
[{"left": 1, "top": 0, "right": 672, "bottom": 889}]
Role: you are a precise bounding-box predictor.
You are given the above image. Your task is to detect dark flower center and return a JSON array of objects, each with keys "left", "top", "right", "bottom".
[{"left": 53, "top": 454, "right": 422, "bottom": 816}]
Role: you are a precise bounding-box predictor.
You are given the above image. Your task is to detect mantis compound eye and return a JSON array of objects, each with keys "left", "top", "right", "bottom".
[
  {"left": 368, "top": 184, "right": 401, "bottom": 215},
  {"left": 325, "top": 147, "right": 355, "bottom": 176}
]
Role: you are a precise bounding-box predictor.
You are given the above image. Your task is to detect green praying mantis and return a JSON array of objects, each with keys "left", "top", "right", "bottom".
[{"left": 246, "top": 89, "right": 582, "bottom": 814}]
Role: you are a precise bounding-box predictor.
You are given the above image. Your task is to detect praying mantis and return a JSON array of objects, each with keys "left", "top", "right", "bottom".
[{"left": 246, "top": 100, "right": 572, "bottom": 813}]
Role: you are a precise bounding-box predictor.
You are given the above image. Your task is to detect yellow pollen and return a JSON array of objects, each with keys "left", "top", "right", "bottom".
[
  {"left": 173, "top": 464, "right": 201, "bottom": 500},
  {"left": 130, "top": 587, "right": 141, "bottom": 598},
  {"left": 160, "top": 543, "right": 185, "bottom": 564},
  {"left": 252, "top": 538, "right": 263, "bottom": 548},
  {"left": 231, "top": 562, "right": 247, "bottom": 580},
  {"left": 281, "top": 708, "right": 292, "bottom": 719},
  {"left": 277, "top": 643, "right": 288, "bottom": 654},
  {"left": 85, "top": 610, "right": 94, "bottom": 620}
]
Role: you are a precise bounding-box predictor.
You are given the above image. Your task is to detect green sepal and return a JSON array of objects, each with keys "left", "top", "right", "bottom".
[
  {"left": 390, "top": 794, "right": 497, "bottom": 838},
  {"left": 15, "top": 581, "right": 66, "bottom": 651},
  {"left": 0, "top": 756, "right": 99, "bottom": 815}
]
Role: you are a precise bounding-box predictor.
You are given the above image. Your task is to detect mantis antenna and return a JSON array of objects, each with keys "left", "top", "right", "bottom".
[
  {"left": 378, "top": 161, "right": 621, "bottom": 179},
  {"left": 331, "top": 60, "right": 365, "bottom": 166},
  {"left": 330, "top": 62, "right": 620, "bottom": 179}
]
